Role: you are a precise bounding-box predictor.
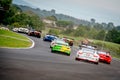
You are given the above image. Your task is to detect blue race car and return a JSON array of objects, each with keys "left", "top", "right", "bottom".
[{"left": 43, "top": 34, "right": 58, "bottom": 42}]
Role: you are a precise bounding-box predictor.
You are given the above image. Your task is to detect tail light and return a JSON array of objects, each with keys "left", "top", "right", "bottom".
[
  {"left": 94, "top": 55, "right": 98, "bottom": 57},
  {"left": 67, "top": 47, "right": 70, "bottom": 49},
  {"left": 52, "top": 42, "right": 55, "bottom": 45},
  {"left": 106, "top": 55, "right": 110, "bottom": 57},
  {"left": 52, "top": 43, "right": 54, "bottom": 45},
  {"left": 78, "top": 51, "right": 82, "bottom": 54}
]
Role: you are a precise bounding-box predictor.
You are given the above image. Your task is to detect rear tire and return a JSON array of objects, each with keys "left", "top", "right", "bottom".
[
  {"left": 107, "top": 62, "right": 111, "bottom": 64},
  {"left": 67, "top": 54, "right": 70, "bottom": 56},
  {"left": 51, "top": 49, "right": 54, "bottom": 53},
  {"left": 37, "top": 35, "right": 41, "bottom": 38},
  {"left": 75, "top": 58, "right": 78, "bottom": 60},
  {"left": 94, "top": 62, "right": 99, "bottom": 65}
]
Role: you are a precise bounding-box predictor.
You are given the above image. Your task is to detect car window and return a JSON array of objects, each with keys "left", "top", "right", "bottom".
[
  {"left": 82, "top": 48, "right": 96, "bottom": 53},
  {"left": 98, "top": 51, "right": 107, "bottom": 55}
]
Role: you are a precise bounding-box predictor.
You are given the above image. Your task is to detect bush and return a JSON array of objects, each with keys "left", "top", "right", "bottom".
[{"left": 48, "top": 29, "right": 60, "bottom": 35}]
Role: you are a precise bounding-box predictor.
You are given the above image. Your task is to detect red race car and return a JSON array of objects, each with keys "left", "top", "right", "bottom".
[
  {"left": 28, "top": 30, "right": 41, "bottom": 38},
  {"left": 97, "top": 51, "right": 112, "bottom": 64}
]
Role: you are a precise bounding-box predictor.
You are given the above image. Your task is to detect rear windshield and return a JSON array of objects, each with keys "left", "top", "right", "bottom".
[
  {"left": 98, "top": 51, "right": 107, "bottom": 54},
  {"left": 56, "top": 41, "right": 69, "bottom": 46},
  {"left": 82, "top": 48, "right": 96, "bottom": 53}
]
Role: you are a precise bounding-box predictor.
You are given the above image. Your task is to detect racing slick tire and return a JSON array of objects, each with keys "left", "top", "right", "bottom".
[
  {"left": 67, "top": 53, "right": 70, "bottom": 56},
  {"left": 94, "top": 62, "right": 99, "bottom": 65},
  {"left": 51, "top": 49, "right": 54, "bottom": 53}
]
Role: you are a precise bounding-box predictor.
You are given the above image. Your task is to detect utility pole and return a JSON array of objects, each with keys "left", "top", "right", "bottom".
[{"left": 101, "top": 31, "right": 108, "bottom": 50}]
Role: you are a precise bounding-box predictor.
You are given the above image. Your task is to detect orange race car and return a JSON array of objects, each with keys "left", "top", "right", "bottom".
[
  {"left": 28, "top": 30, "right": 41, "bottom": 38},
  {"left": 62, "top": 37, "right": 74, "bottom": 46}
]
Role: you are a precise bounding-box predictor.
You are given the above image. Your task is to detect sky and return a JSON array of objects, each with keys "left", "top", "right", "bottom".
[{"left": 13, "top": 0, "right": 120, "bottom": 26}]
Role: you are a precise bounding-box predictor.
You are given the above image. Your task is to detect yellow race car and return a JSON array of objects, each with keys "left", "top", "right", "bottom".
[{"left": 51, "top": 39, "right": 71, "bottom": 56}]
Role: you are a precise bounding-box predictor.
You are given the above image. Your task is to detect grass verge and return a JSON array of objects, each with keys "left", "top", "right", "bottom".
[{"left": 0, "top": 29, "right": 32, "bottom": 48}]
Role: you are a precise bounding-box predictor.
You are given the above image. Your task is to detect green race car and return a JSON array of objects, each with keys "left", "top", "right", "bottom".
[{"left": 51, "top": 39, "right": 71, "bottom": 56}]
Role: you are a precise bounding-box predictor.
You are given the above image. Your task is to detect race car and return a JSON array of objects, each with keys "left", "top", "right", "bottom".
[
  {"left": 51, "top": 39, "right": 71, "bottom": 56},
  {"left": 62, "top": 37, "right": 74, "bottom": 46},
  {"left": 75, "top": 45, "right": 99, "bottom": 64},
  {"left": 97, "top": 50, "right": 112, "bottom": 64},
  {"left": 28, "top": 30, "right": 41, "bottom": 38},
  {"left": 43, "top": 34, "right": 58, "bottom": 42},
  {"left": 18, "top": 27, "right": 29, "bottom": 34},
  {"left": 12, "top": 28, "right": 19, "bottom": 32}
]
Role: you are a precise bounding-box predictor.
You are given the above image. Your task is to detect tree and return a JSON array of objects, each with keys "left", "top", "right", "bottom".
[
  {"left": 93, "top": 23, "right": 104, "bottom": 30},
  {"left": 91, "top": 18, "right": 95, "bottom": 24},
  {"left": 46, "top": 15, "right": 57, "bottom": 21},
  {"left": 56, "top": 20, "right": 73, "bottom": 28},
  {"left": 0, "top": 0, "right": 12, "bottom": 23},
  {"left": 96, "top": 30, "right": 106, "bottom": 40},
  {"left": 0, "top": 0, "right": 12, "bottom": 11},
  {"left": 116, "top": 26, "right": 120, "bottom": 31},
  {"left": 62, "top": 28, "right": 74, "bottom": 36},
  {"left": 73, "top": 25, "right": 87, "bottom": 37},
  {"left": 27, "top": 15, "right": 44, "bottom": 30},
  {"left": 51, "top": 9, "right": 55, "bottom": 14},
  {"left": 107, "top": 22, "right": 115, "bottom": 30},
  {"left": 48, "top": 29, "right": 60, "bottom": 35},
  {"left": 106, "top": 28, "right": 120, "bottom": 44}
]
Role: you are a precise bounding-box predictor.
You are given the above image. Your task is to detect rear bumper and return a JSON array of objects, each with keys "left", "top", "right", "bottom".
[
  {"left": 75, "top": 56, "right": 99, "bottom": 63},
  {"left": 52, "top": 47, "right": 71, "bottom": 55},
  {"left": 99, "top": 58, "right": 111, "bottom": 63}
]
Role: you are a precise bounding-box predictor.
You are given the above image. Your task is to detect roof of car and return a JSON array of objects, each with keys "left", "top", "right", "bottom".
[
  {"left": 81, "top": 45, "right": 96, "bottom": 49},
  {"left": 55, "top": 39, "right": 69, "bottom": 45}
]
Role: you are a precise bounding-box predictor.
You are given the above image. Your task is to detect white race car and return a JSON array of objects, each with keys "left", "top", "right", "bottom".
[
  {"left": 12, "top": 28, "right": 19, "bottom": 32},
  {"left": 18, "top": 28, "right": 29, "bottom": 34},
  {"left": 75, "top": 46, "right": 99, "bottom": 64}
]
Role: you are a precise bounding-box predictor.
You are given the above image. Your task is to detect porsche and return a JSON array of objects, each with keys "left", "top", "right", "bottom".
[
  {"left": 43, "top": 34, "right": 58, "bottom": 42},
  {"left": 97, "top": 50, "right": 112, "bottom": 64},
  {"left": 51, "top": 39, "right": 71, "bottom": 56},
  {"left": 75, "top": 45, "right": 99, "bottom": 64}
]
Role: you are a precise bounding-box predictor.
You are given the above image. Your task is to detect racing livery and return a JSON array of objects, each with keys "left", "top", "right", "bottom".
[
  {"left": 97, "top": 51, "right": 112, "bottom": 64},
  {"left": 18, "top": 27, "right": 29, "bottom": 34},
  {"left": 62, "top": 37, "right": 74, "bottom": 46},
  {"left": 51, "top": 39, "right": 71, "bottom": 56},
  {"left": 43, "top": 34, "right": 58, "bottom": 42},
  {"left": 28, "top": 30, "right": 41, "bottom": 38},
  {"left": 75, "top": 45, "right": 99, "bottom": 64}
]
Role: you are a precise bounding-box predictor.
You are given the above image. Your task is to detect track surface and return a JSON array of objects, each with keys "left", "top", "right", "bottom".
[{"left": 0, "top": 35, "right": 120, "bottom": 80}]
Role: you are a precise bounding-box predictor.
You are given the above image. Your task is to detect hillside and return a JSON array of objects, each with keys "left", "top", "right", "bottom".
[
  {"left": 13, "top": 4, "right": 118, "bottom": 31},
  {"left": 16, "top": 5, "right": 90, "bottom": 25}
]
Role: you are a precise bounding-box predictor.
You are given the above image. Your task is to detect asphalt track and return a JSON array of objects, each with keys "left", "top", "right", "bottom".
[{"left": 0, "top": 35, "right": 120, "bottom": 80}]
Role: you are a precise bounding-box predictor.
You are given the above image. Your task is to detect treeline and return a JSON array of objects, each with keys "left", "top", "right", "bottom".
[
  {"left": 46, "top": 16, "right": 120, "bottom": 44},
  {"left": 0, "top": 0, "right": 44, "bottom": 31},
  {"left": 48, "top": 19, "right": 120, "bottom": 44},
  {"left": 61, "top": 25, "right": 120, "bottom": 44}
]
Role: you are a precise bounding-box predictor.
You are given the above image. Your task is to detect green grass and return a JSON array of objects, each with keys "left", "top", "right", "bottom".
[
  {"left": 0, "top": 29, "right": 29, "bottom": 40},
  {"left": 93, "top": 40, "right": 120, "bottom": 59},
  {"left": 0, "top": 29, "right": 32, "bottom": 48}
]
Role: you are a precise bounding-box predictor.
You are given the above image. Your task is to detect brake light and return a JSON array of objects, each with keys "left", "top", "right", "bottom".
[
  {"left": 94, "top": 55, "right": 98, "bottom": 57},
  {"left": 67, "top": 48, "right": 70, "bottom": 49},
  {"left": 106, "top": 55, "right": 110, "bottom": 57},
  {"left": 78, "top": 51, "right": 82, "bottom": 54},
  {"left": 52, "top": 42, "right": 56, "bottom": 45}
]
